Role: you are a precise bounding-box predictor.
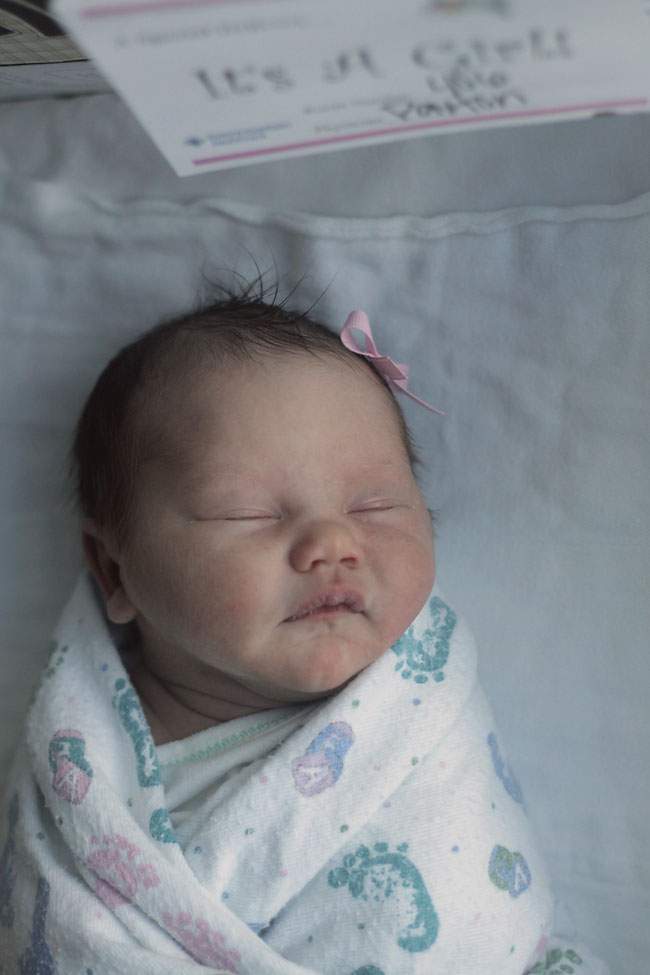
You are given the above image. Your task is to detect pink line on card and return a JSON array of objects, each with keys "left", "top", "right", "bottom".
[
  {"left": 81, "top": 0, "right": 271, "bottom": 19},
  {"left": 192, "top": 99, "right": 648, "bottom": 167}
]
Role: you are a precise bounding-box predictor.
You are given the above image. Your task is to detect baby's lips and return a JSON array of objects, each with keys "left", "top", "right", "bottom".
[{"left": 284, "top": 587, "right": 365, "bottom": 622}]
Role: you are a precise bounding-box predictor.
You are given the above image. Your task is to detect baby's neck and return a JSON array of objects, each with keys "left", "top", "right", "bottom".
[{"left": 129, "top": 660, "right": 322, "bottom": 746}]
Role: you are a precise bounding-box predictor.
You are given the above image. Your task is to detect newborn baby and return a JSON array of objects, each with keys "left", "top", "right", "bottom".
[
  {"left": 81, "top": 303, "right": 436, "bottom": 745},
  {"left": 0, "top": 295, "right": 607, "bottom": 975}
]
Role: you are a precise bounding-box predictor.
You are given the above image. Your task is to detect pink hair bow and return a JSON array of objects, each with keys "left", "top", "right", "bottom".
[{"left": 340, "top": 310, "right": 445, "bottom": 415}]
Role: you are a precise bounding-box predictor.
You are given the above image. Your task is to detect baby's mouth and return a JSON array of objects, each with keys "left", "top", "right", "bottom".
[{"left": 284, "top": 589, "right": 365, "bottom": 622}]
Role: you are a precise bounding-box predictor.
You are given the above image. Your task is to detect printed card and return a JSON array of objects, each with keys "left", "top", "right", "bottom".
[{"left": 52, "top": 0, "right": 650, "bottom": 176}]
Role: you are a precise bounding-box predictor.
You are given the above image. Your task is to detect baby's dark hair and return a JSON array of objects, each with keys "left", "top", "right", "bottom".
[{"left": 70, "top": 292, "right": 421, "bottom": 545}]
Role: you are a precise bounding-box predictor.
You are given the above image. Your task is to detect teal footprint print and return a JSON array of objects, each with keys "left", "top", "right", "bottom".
[
  {"left": 350, "top": 967, "right": 385, "bottom": 975},
  {"left": 113, "top": 679, "right": 161, "bottom": 788},
  {"left": 392, "top": 596, "right": 456, "bottom": 683},
  {"left": 527, "top": 947, "right": 583, "bottom": 974},
  {"left": 149, "top": 808, "right": 177, "bottom": 844},
  {"left": 44, "top": 639, "right": 69, "bottom": 680},
  {"left": 328, "top": 842, "right": 438, "bottom": 952}
]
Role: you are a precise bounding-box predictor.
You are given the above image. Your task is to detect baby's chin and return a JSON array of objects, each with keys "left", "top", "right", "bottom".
[
  {"left": 233, "top": 647, "right": 382, "bottom": 705},
  {"left": 235, "top": 666, "right": 357, "bottom": 704},
  {"left": 280, "top": 642, "right": 389, "bottom": 699}
]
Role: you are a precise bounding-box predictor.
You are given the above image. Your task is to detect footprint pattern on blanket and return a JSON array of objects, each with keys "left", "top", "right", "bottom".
[
  {"left": 328, "top": 841, "right": 439, "bottom": 952},
  {"left": 44, "top": 638, "right": 69, "bottom": 680},
  {"left": 18, "top": 876, "right": 55, "bottom": 975},
  {"left": 161, "top": 911, "right": 242, "bottom": 972},
  {"left": 0, "top": 792, "right": 18, "bottom": 929},
  {"left": 291, "top": 722, "right": 355, "bottom": 796},
  {"left": 49, "top": 729, "right": 93, "bottom": 804},
  {"left": 349, "top": 967, "right": 385, "bottom": 975},
  {"left": 87, "top": 833, "right": 160, "bottom": 908},
  {"left": 488, "top": 844, "right": 531, "bottom": 898},
  {"left": 526, "top": 947, "right": 583, "bottom": 974},
  {"left": 149, "top": 807, "right": 177, "bottom": 844},
  {"left": 392, "top": 596, "right": 456, "bottom": 684},
  {"left": 113, "top": 678, "right": 161, "bottom": 788},
  {"left": 487, "top": 732, "right": 524, "bottom": 806}
]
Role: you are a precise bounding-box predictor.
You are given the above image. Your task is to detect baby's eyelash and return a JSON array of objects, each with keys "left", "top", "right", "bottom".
[{"left": 224, "top": 513, "right": 276, "bottom": 520}]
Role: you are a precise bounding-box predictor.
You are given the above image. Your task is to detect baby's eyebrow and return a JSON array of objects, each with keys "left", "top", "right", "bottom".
[
  {"left": 189, "top": 467, "right": 267, "bottom": 483},
  {"left": 166, "top": 451, "right": 412, "bottom": 497},
  {"left": 187, "top": 454, "right": 405, "bottom": 476},
  {"left": 342, "top": 459, "right": 413, "bottom": 483}
]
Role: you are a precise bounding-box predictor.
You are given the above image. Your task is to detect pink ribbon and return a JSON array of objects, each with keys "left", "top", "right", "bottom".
[{"left": 340, "top": 310, "right": 445, "bottom": 415}]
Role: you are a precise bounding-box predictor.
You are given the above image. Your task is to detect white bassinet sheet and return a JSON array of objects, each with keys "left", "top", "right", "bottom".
[{"left": 1, "top": 93, "right": 649, "bottom": 973}]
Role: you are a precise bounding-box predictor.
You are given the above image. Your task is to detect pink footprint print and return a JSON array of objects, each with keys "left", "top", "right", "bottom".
[
  {"left": 161, "top": 912, "right": 241, "bottom": 971},
  {"left": 87, "top": 834, "right": 159, "bottom": 908},
  {"left": 48, "top": 729, "right": 93, "bottom": 804}
]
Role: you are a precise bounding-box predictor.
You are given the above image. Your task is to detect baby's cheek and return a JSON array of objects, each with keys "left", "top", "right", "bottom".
[
  {"left": 382, "top": 536, "right": 435, "bottom": 639},
  {"left": 198, "top": 562, "right": 268, "bottom": 636}
]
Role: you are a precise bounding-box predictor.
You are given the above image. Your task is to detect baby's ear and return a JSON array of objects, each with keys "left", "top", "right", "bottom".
[{"left": 81, "top": 519, "right": 137, "bottom": 624}]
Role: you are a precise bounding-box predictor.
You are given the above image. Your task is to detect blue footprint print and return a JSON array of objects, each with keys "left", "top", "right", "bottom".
[
  {"left": 328, "top": 841, "right": 439, "bottom": 952},
  {"left": 488, "top": 844, "right": 531, "bottom": 898},
  {"left": 487, "top": 732, "right": 524, "bottom": 806},
  {"left": 113, "top": 679, "right": 161, "bottom": 788},
  {"left": 291, "top": 722, "right": 355, "bottom": 796},
  {"left": 392, "top": 596, "right": 456, "bottom": 683},
  {"left": 18, "top": 876, "right": 55, "bottom": 975},
  {"left": 0, "top": 792, "right": 18, "bottom": 929}
]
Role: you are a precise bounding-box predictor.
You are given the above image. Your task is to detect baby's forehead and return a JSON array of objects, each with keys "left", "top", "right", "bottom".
[
  {"left": 136, "top": 349, "right": 409, "bottom": 471},
  {"left": 147, "top": 347, "right": 393, "bottom": 423}
]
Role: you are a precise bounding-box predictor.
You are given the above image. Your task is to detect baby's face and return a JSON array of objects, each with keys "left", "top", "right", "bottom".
[{"left": 112, "top": 353, "right": 435, "bottom": 704}]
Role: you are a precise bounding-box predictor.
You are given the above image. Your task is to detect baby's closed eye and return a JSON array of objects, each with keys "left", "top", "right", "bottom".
[
  {"left": 224, "top": 511, "right": 278, "bottom": 520},
  {"left": 188, "top": 507, "right": 279, "bottom": 522},
  {"left": 349, "top": 500, "right": 410, "bottom": 514}
]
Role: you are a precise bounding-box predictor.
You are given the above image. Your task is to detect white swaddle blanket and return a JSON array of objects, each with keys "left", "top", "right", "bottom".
[{"left": 0, "top": 574, "right": 606, "bottom": 975}]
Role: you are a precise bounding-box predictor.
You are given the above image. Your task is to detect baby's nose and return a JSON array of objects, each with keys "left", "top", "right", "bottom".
[{"left": 289, "top": 519, "right": 361, "bottom": 573}]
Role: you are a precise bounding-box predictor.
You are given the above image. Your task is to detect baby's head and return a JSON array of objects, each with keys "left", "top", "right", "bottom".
[{"left": 73, "top": 295, "right": 436, "bottom": 715}]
